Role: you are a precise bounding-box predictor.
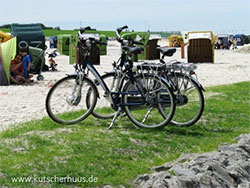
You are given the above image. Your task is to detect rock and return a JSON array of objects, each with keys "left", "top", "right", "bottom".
[
  {"left": 134, "top": 134, "right": 250, "bottom": 188},
  {"left": 153, "top": 164, "right": 172, "bottom": 172}
]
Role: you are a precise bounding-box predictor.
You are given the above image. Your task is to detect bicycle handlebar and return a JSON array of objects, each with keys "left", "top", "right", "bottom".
[
  {"left": 116, "top": 25, "right": 128, "bottom": 34},
  {"left": 115, "top": 25, "right": 144, "bottom": 46},
  {"left": 133, "top": 40, "right": 144, "bottom": 45},
  {"left": 78, "top": 26, "right": 108, "bottom": 46},
  {"left": 115, "top": 25, "right": 128, "bottom": 43},
  {"left": 79, "top": 26, "right": 91, "bottom": 34}
]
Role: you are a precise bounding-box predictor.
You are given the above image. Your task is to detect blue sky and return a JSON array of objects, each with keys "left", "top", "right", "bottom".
[{"left": 1, "top": 0, "right": 250, "bottom": 34}]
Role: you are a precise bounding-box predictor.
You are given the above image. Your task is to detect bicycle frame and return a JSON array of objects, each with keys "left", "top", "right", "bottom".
[{"left": 78, "top": 53, "right": 149, "bottom": 110}]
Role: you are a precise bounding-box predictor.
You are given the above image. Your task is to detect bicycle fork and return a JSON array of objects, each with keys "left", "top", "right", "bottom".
[{"left": 66, "top": 72, "right": 84, "bottom": 106}]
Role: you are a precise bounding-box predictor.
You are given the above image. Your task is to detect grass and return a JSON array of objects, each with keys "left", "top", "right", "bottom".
[
  {"left": 1, "top": 27, "right": 168, "bottom": 38},
  {"left": 0, "top": 28, "right": 116, "bottom": 37},
  {"left": 43, "top": 30, "right": 118, "bottom": 37},
  {"left": 0, "top": 28, "right": 146, "bottom": 38},
  {"left": 0, "top": 81, "right": 250, "bottom": 187}
]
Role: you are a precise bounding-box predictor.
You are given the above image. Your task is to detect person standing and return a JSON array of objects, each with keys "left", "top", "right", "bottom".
[
  {"left": 232, "top": 37, "right": 237, "bottom": 50},
  {"left": 19, "top": 48, "right": 31, "bottom": 79}
]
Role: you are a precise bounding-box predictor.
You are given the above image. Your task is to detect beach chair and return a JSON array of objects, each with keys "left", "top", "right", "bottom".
[{"left": 29, "top": 46, "right": 46, "bottom": 80}]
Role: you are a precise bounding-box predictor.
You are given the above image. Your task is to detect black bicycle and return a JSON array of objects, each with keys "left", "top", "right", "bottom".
[
  {"left": 91, "top": 30, "right": 205, "bottom": 127},
  {"left": 135, "top": 47, "right": 205, "bottom": 127},
  {"left": 46, "top": 26, "right": 176, "bottom": 129}
]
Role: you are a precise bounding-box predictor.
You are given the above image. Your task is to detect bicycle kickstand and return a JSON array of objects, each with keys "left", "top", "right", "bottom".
[{"left": 108, "top": 107, "right": 122, "bottom": 129}]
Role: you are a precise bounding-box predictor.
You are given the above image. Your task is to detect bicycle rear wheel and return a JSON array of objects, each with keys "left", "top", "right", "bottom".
[
  {"left": 122, "top": 74, "right": 176, "bottom": 129},
  {"left": 167, "top": 73, "right": 204, "bottom": 127},
  {"left": 46, "top": 75, "right": 97, "bottom": 125}
]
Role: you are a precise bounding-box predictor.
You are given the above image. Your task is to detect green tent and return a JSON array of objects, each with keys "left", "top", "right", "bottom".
[
  {"left": 0, "top": 37, "right": 17, "bottom": 85},
  {"left": 11, "top": 24, "right": 46, "bottom": 50}
]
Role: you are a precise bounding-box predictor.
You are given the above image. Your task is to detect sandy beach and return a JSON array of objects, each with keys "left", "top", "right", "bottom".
[{"left": 1, "top": 40, "right": 250, "bottom": 132}]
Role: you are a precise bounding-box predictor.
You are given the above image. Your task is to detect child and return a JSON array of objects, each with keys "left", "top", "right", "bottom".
[{"left": 19, "top": 48, "right": 31, "bottom": 79}]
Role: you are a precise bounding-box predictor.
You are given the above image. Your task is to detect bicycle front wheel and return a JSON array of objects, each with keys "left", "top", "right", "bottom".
[
  {"left": 46, "top": 75, "right": 97, "bottom": 125},
  {"left": 122, "top": 74, "right": 176, "bottom": 129}
]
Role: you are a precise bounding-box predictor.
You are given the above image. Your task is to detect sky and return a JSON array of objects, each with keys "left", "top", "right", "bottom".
[{"left": 1, "top": 0, "right": 250, "bottom": 34}]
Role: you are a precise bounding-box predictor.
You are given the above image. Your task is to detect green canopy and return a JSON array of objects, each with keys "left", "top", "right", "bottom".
[
  {"left": 11, "top": 24, "right": 46, "bottom": 50},
  {"left": 0, "top": 37, "right": 17, "bottom": 85}
]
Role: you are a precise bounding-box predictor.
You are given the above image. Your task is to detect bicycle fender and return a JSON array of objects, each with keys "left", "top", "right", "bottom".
[
  {"left": 172, "top": 72, "right": 205, "bottom": 92},
  {"left": 190, "top": 77, "right": 206, "bottom": 92}
]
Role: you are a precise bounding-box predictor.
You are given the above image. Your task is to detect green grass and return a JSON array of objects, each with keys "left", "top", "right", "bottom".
[
  {"left": 0, "top": 28, "right": 10, "bottom": 33},
  {"left": 0, "top": 81, "right": 250, "bottom": 187},
  {"left": 0, "top": 28, "right": 116, "bottom": 37},
  {"left": 43, "top": 29, "right": 118, "bottom": 37},
  {"left": 0, "top": 28, "right": 155, "bottom": 38},
  {"left": 0, "top": 28, "right": 143, "bottom": 38}
]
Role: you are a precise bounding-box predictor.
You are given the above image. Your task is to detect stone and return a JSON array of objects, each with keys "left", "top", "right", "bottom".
[{"left": 134, "top": 133, "right": 250, "bottom": 188}]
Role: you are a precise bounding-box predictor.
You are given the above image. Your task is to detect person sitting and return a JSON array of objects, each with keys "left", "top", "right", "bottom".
[
  {"left": 10, "top": 54, "right": 23, "bottom": 76},
  {"left": 9, "top": 73, "right": 26, "bottom": 84},
  {"left": 9, "top": 54, "right": 32, "bottom": 84}
]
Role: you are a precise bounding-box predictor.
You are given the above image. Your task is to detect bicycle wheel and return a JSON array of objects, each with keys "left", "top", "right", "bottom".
[
  {"left": 46, "top": 75, "right": 97, "bottom": 125},
  {"left": 167, "top": 73, "right": 204, "bottom": 127},
  {"left": 122, "top": 74, "right": 176, "bottom": 129},
  {"left": 86, "top": 72, "right": 118, "bottom": 119}
]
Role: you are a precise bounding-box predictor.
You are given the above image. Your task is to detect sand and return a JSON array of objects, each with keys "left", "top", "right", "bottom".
[{"left": 1, "top": 40, "right": 250, "bottom": 132}]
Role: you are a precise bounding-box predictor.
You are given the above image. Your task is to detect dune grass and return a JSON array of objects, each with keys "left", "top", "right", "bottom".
[{"left": 0, "top": 81, "right": 249, "bottom": 187}]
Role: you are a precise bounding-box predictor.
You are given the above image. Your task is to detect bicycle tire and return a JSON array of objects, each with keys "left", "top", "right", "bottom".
[
  {"left": 122, "top": 74, "right": 176, "bottom": 129},
  {"left": 46, "top": 75, "right": 97, "bottom": 125},
  {"left": 167, "top": 73, "right": 204, "bottom": 127}
]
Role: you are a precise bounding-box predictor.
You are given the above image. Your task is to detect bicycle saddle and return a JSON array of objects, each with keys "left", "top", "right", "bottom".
[
  {"left": 122, "top": 46, "right": 144, "bottom": 55},
  {"left": 156, "top": 47, "right": 176, "bottom": 57}
]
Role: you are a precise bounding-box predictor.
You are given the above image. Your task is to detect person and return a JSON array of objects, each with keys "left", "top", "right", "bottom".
[
  {"left": 232, "top": 37, "right": 237, "bottom": 50},
  {"left": 9, "top": 73, "right": 26, "bottom": 84},
  {"left": 10, "top": 54, "right": 23, "bottom": 76},
  {"left": 9, "top": 54, "right": 32, "bottom": 84},
  {"left": 9, "top": 54, "right": 26, "bottom": 84},
  {"left": 218, "top": 39, "right": 223, "bottom": 49},
  {"left": 19, "top": 48, "right": 33, "bottom": 80}
]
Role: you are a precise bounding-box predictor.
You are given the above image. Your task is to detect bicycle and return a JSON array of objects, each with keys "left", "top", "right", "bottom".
[
  {"left": 136, "top": 47, "right": 205, "bottom": 127},
  {"left": 46, "top": 26, "right": 176, "bottom": 129},
  {"left": 92, "top": 32, "right": 205, "bottom": 127}
]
